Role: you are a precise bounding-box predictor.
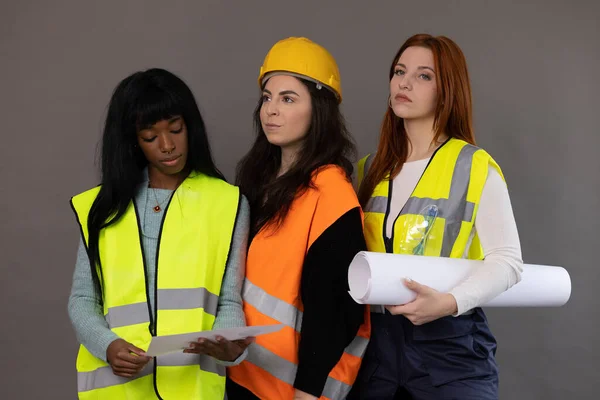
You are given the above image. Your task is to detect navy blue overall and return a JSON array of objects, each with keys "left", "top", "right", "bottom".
[{"left": 348, "top": 307, "right": 499, "bottom": 400}]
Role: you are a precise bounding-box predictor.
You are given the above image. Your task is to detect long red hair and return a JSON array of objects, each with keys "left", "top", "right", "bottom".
[{"left": 358, "top": 34, "right": 476, "bottom": 207}]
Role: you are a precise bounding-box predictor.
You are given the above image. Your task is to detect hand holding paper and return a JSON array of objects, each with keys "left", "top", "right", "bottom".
[
  {"left": 145, "top": 324, "right": 283, "bottom": 357},
  {"left": 106, "top": 339, "right": 152, "bottom": 378},
  {"left": 385, "top": 278, "right": 459, "bottom": 325},
  {"left": 184, "top": 336, "right": 254, "bottom": 362}
]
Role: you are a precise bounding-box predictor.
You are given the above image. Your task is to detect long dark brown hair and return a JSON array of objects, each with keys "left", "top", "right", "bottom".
[
  {"left": 236, "top": 78, "right": 356, "bottom": 237},
  {"left": 358, "top": 34, "right": 476, "bottom": 207}
]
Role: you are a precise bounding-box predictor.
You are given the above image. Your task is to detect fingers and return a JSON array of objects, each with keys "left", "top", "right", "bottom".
[
  {"left": 386, "top": 305, "right": 402, "bottom": 315},
  {"left": 189, "top": 336, "right": 246, "bottom": 361},
  {"left": 112, "top": 363, "right": 147, "bottom": 378},
  {"left": 215, "top": 337, "right": 244, "bottom": 361},
  {"left": 183, "top": 336, "right": 255, "bottom": 360},
  {"left": 111, "top": 353, "right": 150, "bottom": 377},
  {"left": 404, "top": 278, "right": 437, "bottom": 295},
  {"left": 184, "top": 338, "right": 220, "bottom": 356},
  {"left": 385, "top": 304, "right": 412, "bottom": 315},
  {"left": 198, "top": 338, "right": 221, "bottom": 353},
  {"left": 127, "top": 344, "right": 148, "bottom": 357},
  {"left": 385, "top": 304, "right": 423, "bottom": 325},
  {"left": 112, "top": 358, "right": 142, "bottom": 370},
  {"left": 219, "top": 336, "right": 249, "bottom": 357},
  {"left": 113, "top": 371, "right": 135, "bottom": 378},
  {"left": 385, "top": 306, "right": 421, "bottom": 324},
  {"left": 233, "top": 336, "right": 255, "bottom": 348},
  {"left": 211, "top": 336, "right": 242, "bottom": 359},
  {"left": 107, "top": 340, "right": 152, "bottom": 378},
  {"left": 119, "top": 351, "right": 151, "bottom": 365},
  {"left": 207, "top": 337, "right": 227, "bottom": 351},
  {"left": 403, "top": 277, "right": 421, "bottom": 291},
  {"left": 183, "top": 346, "right": 201, "bottom": 354},
  {"left": 183, "top": 341, "right": 202, "bottom": 354}
]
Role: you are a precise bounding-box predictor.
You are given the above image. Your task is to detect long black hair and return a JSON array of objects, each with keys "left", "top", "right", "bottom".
[
  {"left": 86, "top": 68, "right": 224, "bottom": 294},
  {"left": 236, "top": 78, "right": 356, "bottom": 238}
]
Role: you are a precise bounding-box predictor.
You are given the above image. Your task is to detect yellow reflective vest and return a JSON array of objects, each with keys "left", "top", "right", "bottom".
[
  {"left": 70, "top": 171, "right": 240, "bottom": 399},
  {"left": 357, "top": 138, "right": 504, "bottom": 259}
]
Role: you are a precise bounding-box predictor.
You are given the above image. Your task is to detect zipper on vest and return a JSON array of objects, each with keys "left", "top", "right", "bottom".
[
  {"left": 382, "top": 179, "right": 394, "bottom": 253},
  {"left": 152, "top": 362, "right": 164, "bottom": 400},
  {"left": 384, "top": 137, "right": 451, "bottom": 254},
  {"left": 153, "top": 191, "right": 176, "bottom": 335},
  {"left": 134, "top": 198, "right": 165, "bottom": 400},
  {"left": 152, "top": 191, "right": 175, "bottom": 400}
]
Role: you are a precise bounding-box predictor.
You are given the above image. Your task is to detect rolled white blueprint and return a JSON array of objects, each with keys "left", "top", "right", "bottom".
[{"left": 348, "top": 251, "right": 571, "bottom": 307}]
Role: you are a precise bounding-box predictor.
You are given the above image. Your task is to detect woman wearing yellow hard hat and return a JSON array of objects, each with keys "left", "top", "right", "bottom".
[{"left": 227, "top": 37, "right": 371, "bottom": 400}]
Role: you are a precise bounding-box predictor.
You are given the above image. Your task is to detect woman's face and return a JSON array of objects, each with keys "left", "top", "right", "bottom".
[
  {"left": 136, "top": 116, "right": 188, "bottom": 179},
  {"left": 260, "top": 75, "right": 312, "bottom": 153},
  {"left": 389, "top": 46, "right": 438, "bottom": 121}
]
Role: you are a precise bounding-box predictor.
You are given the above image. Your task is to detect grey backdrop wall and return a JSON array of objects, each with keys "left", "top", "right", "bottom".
[{"left": 2, "top": 1, "right": 598, "bottom": 399}]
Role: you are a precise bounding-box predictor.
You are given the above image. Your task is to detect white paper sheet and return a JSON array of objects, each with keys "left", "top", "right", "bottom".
[
  {"left": 348, "top": 251, "right": 571, "bottom": 307},
  {"left": 146, "top": 324, "right": 284, "bottom": 357}
]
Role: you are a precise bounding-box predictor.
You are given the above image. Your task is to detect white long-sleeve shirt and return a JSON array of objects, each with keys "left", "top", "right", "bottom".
[{"left": 386, "top": 158, "right": 523, "bottom": 315}]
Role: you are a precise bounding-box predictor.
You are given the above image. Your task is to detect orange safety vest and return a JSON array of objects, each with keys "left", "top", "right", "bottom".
[{"left": 228, "top": 165, "right": 371, "bottom": 400}]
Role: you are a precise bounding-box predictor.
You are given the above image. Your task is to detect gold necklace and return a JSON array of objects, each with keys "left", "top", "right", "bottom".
[{"left": 149, "top": 184, "right": 170, "bottom": 212}]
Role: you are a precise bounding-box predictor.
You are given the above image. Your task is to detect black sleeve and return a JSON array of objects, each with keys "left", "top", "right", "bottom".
[{"left": 294, "top": 206, "right": 367, "bottom": 396}]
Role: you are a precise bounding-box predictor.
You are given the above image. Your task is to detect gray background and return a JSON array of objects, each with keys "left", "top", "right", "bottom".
[{"left": 1, "top": 1, "right": 598, "bottom": 399}]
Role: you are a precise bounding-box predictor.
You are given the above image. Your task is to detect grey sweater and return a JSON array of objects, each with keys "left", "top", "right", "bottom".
[{"left": 67, "top": 178, "right": 249, "bottom": 363}]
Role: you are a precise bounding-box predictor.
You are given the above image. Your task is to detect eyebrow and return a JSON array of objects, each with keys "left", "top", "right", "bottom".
[
  {"left": 396, "top": 63, "right": 435, "bottom": 73},
  {"left": 263, "top": 89, "right": 300, "bottom": 96}
]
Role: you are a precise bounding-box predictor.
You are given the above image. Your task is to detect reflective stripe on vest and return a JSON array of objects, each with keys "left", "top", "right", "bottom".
[
  {"left": 70, "top": 172, "right": 239, "bottom": 399},
  {"left": 105, "top": 288, "right": 219, "bottom": 328},
  {"left": 356, "top": 153, "right": 374, "bottom": 189},
  {"left": 242, "top": 278, "right": 369, "bottom": 399},
  {"left": 77, "top": 353, "right": 225, "bottom": 392},
  {"left": 246, "top": 343, "right": 354, "bottom": 400},
  {"left": 359, "top": 138, "right": 503, "bottom": 259}
]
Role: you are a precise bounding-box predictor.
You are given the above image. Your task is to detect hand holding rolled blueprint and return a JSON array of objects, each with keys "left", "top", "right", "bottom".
[{"left": 348, "top": 251, "right": 571, "bottom": 307}]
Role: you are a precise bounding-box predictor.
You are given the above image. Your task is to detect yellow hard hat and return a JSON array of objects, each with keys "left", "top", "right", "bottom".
[{"left": 258, "top": 37, "right": 342, "bottom": 103}]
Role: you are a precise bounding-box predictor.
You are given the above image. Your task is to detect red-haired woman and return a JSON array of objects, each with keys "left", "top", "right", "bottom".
[{"left": 349, "top": 34, "right": 523, "bottom": 399}]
